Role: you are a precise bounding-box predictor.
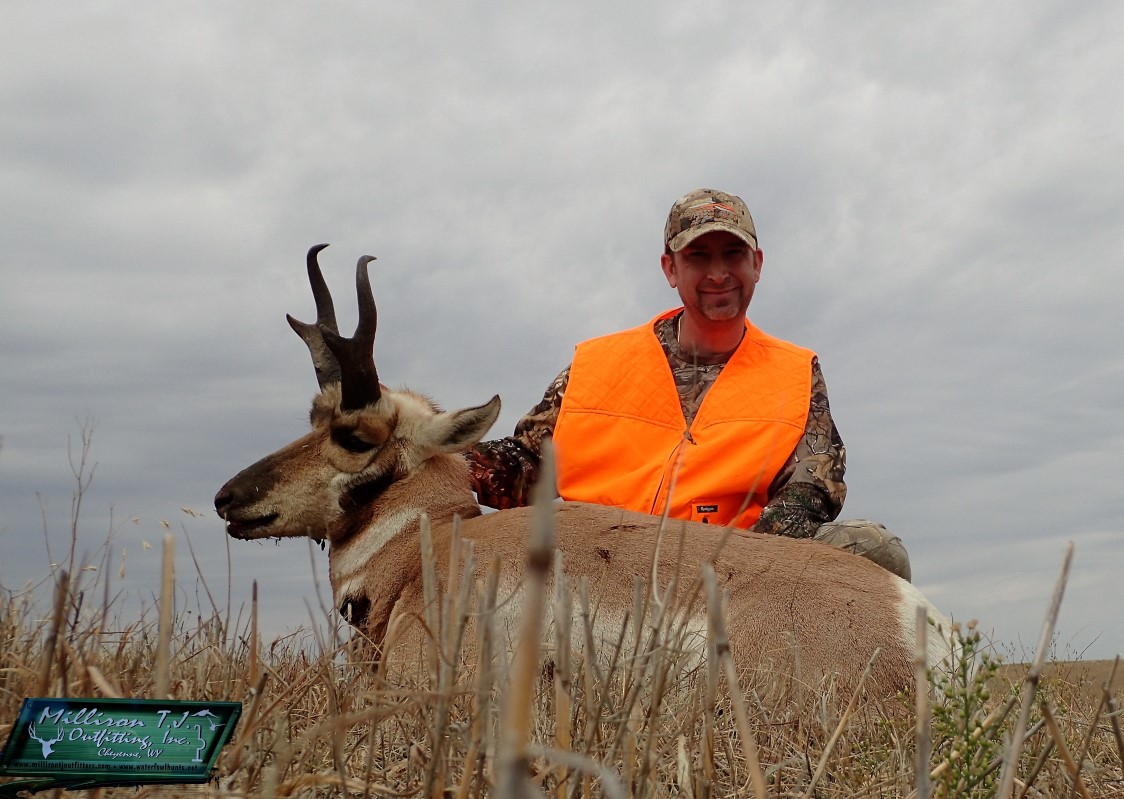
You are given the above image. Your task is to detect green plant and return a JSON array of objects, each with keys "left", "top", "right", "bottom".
[{"left": 928, "top": 619, "right": 1006, "bottom": 798}]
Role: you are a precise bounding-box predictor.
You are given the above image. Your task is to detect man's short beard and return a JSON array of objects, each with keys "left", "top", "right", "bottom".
[{"left": 699, "top": 294, "right": 746, "bottom": 321}]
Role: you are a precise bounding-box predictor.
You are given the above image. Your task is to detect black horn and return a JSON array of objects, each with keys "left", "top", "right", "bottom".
[{"left": 321, "top": 255, "right": 381, "bottom": 410}]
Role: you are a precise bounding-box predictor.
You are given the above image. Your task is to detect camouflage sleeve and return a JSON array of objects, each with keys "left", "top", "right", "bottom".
[
  {"left": 750, "top": 358, "right": 847, "bottom": 539},
  {"left": 468, "top": 366, "right": 569, "bottom": 509}
]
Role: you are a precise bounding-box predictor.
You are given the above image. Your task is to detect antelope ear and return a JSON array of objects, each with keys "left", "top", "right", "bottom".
[{"left": 424, "top": 395, "right": 502, "bottom": 452}]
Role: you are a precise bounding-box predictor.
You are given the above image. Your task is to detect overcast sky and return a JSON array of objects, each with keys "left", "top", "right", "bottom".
[{"left": 2, "top": 2, "right": 1121, "bottom": 663}]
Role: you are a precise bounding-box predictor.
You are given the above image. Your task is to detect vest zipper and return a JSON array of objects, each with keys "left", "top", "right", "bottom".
[{"left": 649, "top": 431, "right": 694, "bottom": 515}]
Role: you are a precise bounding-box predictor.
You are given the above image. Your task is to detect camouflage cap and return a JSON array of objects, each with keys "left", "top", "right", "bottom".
[{"left": 664, "top": 188, "right": 758, "bottom": 253}]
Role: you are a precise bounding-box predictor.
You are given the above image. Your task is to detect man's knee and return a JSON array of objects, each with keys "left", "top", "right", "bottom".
[{"left": 814, "top": 519, "right": 912, "bottom": 582}]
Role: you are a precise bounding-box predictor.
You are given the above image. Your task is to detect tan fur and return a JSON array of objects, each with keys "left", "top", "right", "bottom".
[{"left": 216, "top": 383, "right": 953, "bottom": 696}]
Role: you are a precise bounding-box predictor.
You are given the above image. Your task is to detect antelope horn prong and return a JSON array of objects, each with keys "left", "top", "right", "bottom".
[{"left": 288, "top": 244, "right": 343, "bottom": 390}]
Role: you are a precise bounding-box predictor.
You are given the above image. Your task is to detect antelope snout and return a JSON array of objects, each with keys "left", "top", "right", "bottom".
[
  {"left": 213, "top": 483, "right": 236, "bottom": 519},
  {"left": 214, "top": 477, "right": 258, "bottom": 519}
]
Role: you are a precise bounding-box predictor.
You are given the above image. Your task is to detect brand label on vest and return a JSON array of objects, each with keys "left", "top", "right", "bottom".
[{"left": 694, "top": 504, "right": 719, "bottom": 514}]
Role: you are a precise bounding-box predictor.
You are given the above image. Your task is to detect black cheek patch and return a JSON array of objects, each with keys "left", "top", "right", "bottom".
[
  {"left": 340, "top": 468, "right": 397, "bottom": 513},
  {"left": 340, "top": 595, "right": 372, "bottom": 627}
]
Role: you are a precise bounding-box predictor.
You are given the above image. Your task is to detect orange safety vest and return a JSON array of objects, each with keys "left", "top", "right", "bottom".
[{"left": 553, "top": 309, "right": 814, "bottom": 528}]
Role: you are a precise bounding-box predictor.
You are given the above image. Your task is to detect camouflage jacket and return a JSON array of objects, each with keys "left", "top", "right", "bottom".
[{"left": 469, "top": 313, "right": 847, "bottom": 539}]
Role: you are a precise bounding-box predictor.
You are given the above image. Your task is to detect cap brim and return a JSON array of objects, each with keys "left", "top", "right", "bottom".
[{"left": 668, "top": 222, "right": 757, "bottom": 253}]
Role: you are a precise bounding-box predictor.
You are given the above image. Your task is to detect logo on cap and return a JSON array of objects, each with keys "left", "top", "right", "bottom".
[{"left": 664, "top": 189, "right": 757, "bottom": 253}]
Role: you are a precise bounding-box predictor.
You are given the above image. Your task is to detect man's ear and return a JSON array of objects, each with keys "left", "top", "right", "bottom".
[
  {"left": 753, "top": 248, "right": 764, "bottom": 282},
  {"left": 660, "top": 252, "right": 678, "bottom": 288}
]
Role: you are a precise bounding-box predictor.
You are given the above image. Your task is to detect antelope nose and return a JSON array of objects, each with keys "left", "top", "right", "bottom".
[{"left": 214, "top": 485, "right": 235, "bottom": 517}]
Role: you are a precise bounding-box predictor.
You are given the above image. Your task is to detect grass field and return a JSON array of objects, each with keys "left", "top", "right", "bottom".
[
  {"left": 2, "top": 527, "right": 1122, "bottom": 799},
  {"left": 998, "top": 659, "right": 1120, "bottom": 706}
]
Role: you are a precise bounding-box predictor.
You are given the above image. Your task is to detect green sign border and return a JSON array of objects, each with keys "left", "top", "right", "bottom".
[{"left": 0, "top": 698, "right": 241, "bottom": 789}]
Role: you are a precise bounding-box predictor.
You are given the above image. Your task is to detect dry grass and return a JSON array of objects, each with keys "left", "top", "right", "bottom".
[
  {"left": 2, "top": 527, "right": 1122, "bottom": 799},
  {"left": 2, "top": 441, "right": 1121, "bottom": 796}
]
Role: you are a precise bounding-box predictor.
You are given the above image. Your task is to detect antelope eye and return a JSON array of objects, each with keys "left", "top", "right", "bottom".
[{"left": 333, "top": 428, "right": 375, "bottom": 453}]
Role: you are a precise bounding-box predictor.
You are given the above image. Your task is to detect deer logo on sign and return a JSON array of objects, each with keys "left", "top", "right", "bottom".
[{"left": 27, "top": 724, "right": 63, "bottom": 758}]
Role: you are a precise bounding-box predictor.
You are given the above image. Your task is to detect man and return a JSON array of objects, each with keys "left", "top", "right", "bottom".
[{"left": 470, "top": 188, "right": 911, "bottom": 581}]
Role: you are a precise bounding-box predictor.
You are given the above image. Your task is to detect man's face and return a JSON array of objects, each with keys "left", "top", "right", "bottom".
[{"left": 661, "top": 230, "right": 763, "bottom": 322}]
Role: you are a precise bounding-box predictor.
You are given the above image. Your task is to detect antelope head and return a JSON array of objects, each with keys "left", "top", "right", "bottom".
[{"left": 214, "top": 245, "right": 501, "bottom": 546}]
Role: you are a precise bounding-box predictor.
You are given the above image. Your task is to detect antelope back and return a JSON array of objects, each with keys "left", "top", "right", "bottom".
[{"left": 379, "top": 502, "right": 952, "bottom": 696}]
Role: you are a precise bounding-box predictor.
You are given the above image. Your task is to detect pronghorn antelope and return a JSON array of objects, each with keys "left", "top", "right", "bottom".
[{"left": 214, "top": 245, "right": 953, "bottom": 694}]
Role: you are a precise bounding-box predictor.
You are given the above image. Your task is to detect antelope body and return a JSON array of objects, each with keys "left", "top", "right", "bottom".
[{"left": 215, "top": 246, "right": 953, "bottom": 695}]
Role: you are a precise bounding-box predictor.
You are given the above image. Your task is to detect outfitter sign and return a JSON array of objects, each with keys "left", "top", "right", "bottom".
[{"left": 0, "top": 698, "right": 241, "bottom": 794}]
